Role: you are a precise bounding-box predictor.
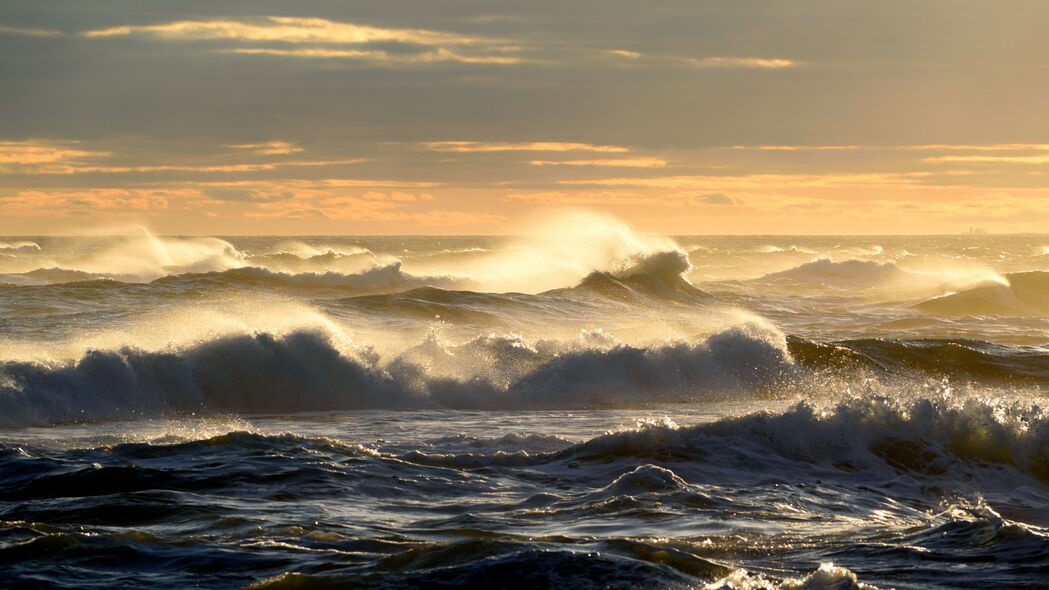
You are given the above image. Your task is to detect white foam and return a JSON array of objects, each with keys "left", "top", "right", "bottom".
[{"left": 0, "top": 322, "right": 795, "bottom": 425}]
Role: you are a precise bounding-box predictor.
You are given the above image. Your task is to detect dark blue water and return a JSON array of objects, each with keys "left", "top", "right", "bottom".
[{"left": 2, "top": 234, "right": 1049, "bottom": 588}]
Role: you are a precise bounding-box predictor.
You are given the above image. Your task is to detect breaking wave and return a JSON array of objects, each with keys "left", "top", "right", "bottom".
[
  {"left": 556, "top": 393, "right": 1049, "bottom": 484},
  {"left": 917, "top": 271, "right": 1049, "bottom": 316},
  {"left": 0, "top": 323, "right": 794, "bottom": 426},
  {"left": 550, "top": 249, "right": 708, "bottom": 301},
  {"left": 754, "top": 244, "right": 816, "bottom": 255}
]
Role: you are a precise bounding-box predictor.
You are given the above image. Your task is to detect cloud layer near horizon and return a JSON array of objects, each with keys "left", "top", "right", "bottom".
[{"left": 1, "top": 1, "right": 1048, "bottom": 234}]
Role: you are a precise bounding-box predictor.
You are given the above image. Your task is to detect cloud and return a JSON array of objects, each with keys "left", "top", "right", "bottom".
[
  {"left": 15, "top": 159, "right": 367, "bottom": 175},
  {"left": 239, "top": 188, "right": 496, "bottom": 225},
  {"left": 907, "top": 144, "right": 1049, "bottom": 152},
  {"left": 0, "top": 25, "right": 62, "bottom": 37},
  {"left": 692, "top": 192, "right": 742, "bottom": 205},
  {"left": 529, "top": 157, "right": 666, "bottom": 168},
  {"left": 923, "top": 155, "right": 1049, "bottom": 165},
  {"left": 506, "top": 189, "right": 744, "bottom": 207},
  {"left": 688, "top": 57, "right": 797, "bottom": 69},
  {"left": 560, "top": 172, "right": 930, "bottom": 190},
  {"left": 83, "top": 16, "right": 482, "bottom": 46},
  {"left": 604, "top": 50, "right": 797, "bottom": 70},
  {"left": 0, "top": 188, "right": 197, "bottom": 216},
  {"left": 507, "top": 190, "right": 653, "bottom": 205},
  {"left": 81, "top": 16, "right": 520, "bottom": 66},
  {"left": 731, "top": 145, "right": 859, "bottom": 151},
  {"left": 228, "top": 141, "right": 302, "bottom": 155},
  {"left": 226, "top": 47, "right": 521, "bottom": 65},
  {"left": 418, "top": 141, "right": 628, "bottom": 153},
  {"left": 195, "top": 178, "right": 441, "bottom": 190},
  {"left": 0, "top": 140, "right": 110, "bottom": 166},
  {"left": 76, "top": 16, "right": 809, "bottom": 71}
]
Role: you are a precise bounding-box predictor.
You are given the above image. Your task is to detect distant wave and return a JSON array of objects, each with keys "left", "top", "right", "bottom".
[
  {"left": 754, "top": 244, "right": 816, "bottom": 255},
  {"left": 256, "top": 241, "right": 371, "bottom": 259},
  {"left": 0, "top": 241, "right": 40, "bottom": 252},
  {"left": 245, "top": 245, "right": 377, "bottom": 273},
  {"left": 0, "top": 261, "right": 470, "bottom": 294},
  {"left": 834, "top": 244, "right": 884, "bottom": 257},
  {"left": 0, "top": 248, "right": 708, "bottom": 304},
  {"left": 0, "top": 267, "right": 105, "bottom": 286},
  {"left": 403, "top": 246, "right": 491, "bottom": 259},
  {"left": 758, "top": 258, "right": 914, "bottom": 286},
  {"left": 153, "top": 262, "right": 470, "bottom": 295},
  {"left": 917, "top": 271, "right": 1049, "bottom": 316},
  {"left": 0, "top": 323, "right": 794, "bottom": 425}
]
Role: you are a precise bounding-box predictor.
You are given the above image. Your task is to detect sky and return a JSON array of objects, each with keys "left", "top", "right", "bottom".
[{"left": 1, "top": 0, "right": 1048, "bottom": 235}]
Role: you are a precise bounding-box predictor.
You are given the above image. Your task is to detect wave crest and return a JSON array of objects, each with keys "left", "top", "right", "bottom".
[
  {"left": 561, "top": 394, "right": 1049, "bottom": 484},
  {"left": 0, "top": 323, "right": 794, "bottom": 425}
]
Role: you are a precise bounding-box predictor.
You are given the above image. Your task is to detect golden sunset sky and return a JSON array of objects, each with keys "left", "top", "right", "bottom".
[{"left": 1, "top": 1, "right": 1048, "bottom": 234}]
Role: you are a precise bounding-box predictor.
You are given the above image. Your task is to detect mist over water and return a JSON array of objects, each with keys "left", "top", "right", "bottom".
[{"left": 1, "top": 214, "right": 1048, "bottom": 588}]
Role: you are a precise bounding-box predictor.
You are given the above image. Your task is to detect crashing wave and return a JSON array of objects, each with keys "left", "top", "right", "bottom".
[
  {"left": 0, "top": 323, "right": 794, "bottom": 425},
  {"left": 550, "top": 249, "right": 709, "bottom": 301},
  {"left": 557, "top": 394, "right": 1049, "bottom": 484}
]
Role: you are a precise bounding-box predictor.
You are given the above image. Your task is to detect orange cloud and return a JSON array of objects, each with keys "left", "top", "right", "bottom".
[
  {"left": 688, "top": 57, "right": 797, "bottom": 69},
  {"left": 1, "top": 188, "right": 197, "bottom": 216},
  {"left": 419, "top": 141, "right": 629, "bottom": 153},
  {"left": 529, "top": 157, "right": 667, "bottom": 168},
  {"left": 228, "top": 141, "right": 303, "bottom": 156},
  {"left": 20, "top": 159, "right": 367, "bottom": 175},
  {"left": 227, "top": 47, "right": 522, "bottom": 65},
  {"left": 84, "top": 16, "right": 483, "bottom": 46},
  {"left": 559, "top": 172, "right": 931, "bottom": 190},
  {"left": 0, "top": 140, "right": 109, "bottom": 166},
  {"left": 923, "top": 155, "right": 1049, "bottom": 165}
]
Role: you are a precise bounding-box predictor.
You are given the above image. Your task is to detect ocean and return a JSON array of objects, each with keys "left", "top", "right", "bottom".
[{"left": 1, "top": 216, "right": 1047, "bottom": 588}]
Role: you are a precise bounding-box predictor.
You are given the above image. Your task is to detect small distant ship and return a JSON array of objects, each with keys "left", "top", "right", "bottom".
[{"left": 965, "top": 227, "right": 989, "bottom": 235}]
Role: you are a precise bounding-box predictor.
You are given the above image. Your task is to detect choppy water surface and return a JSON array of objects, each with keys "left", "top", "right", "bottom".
[{"left": 1, "top": 217, "right": 1048, "bottom": 588}]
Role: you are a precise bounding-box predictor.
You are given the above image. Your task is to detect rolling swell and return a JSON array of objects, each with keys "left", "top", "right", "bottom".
[
  {"left": 917, "top": 271, "right": 1049, "bottom": 316},
  {"left": 151, "top": 263, "right": 470, "bottom": 295},
  {"left": 0, "top": 324, "right": 794, "bottom": 426},
  {"left": 758, "top": 258, "right": 914, "bottom": 286},
  {"left": 788, "top": 337, "right": 1049, "bottom": 384}
]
